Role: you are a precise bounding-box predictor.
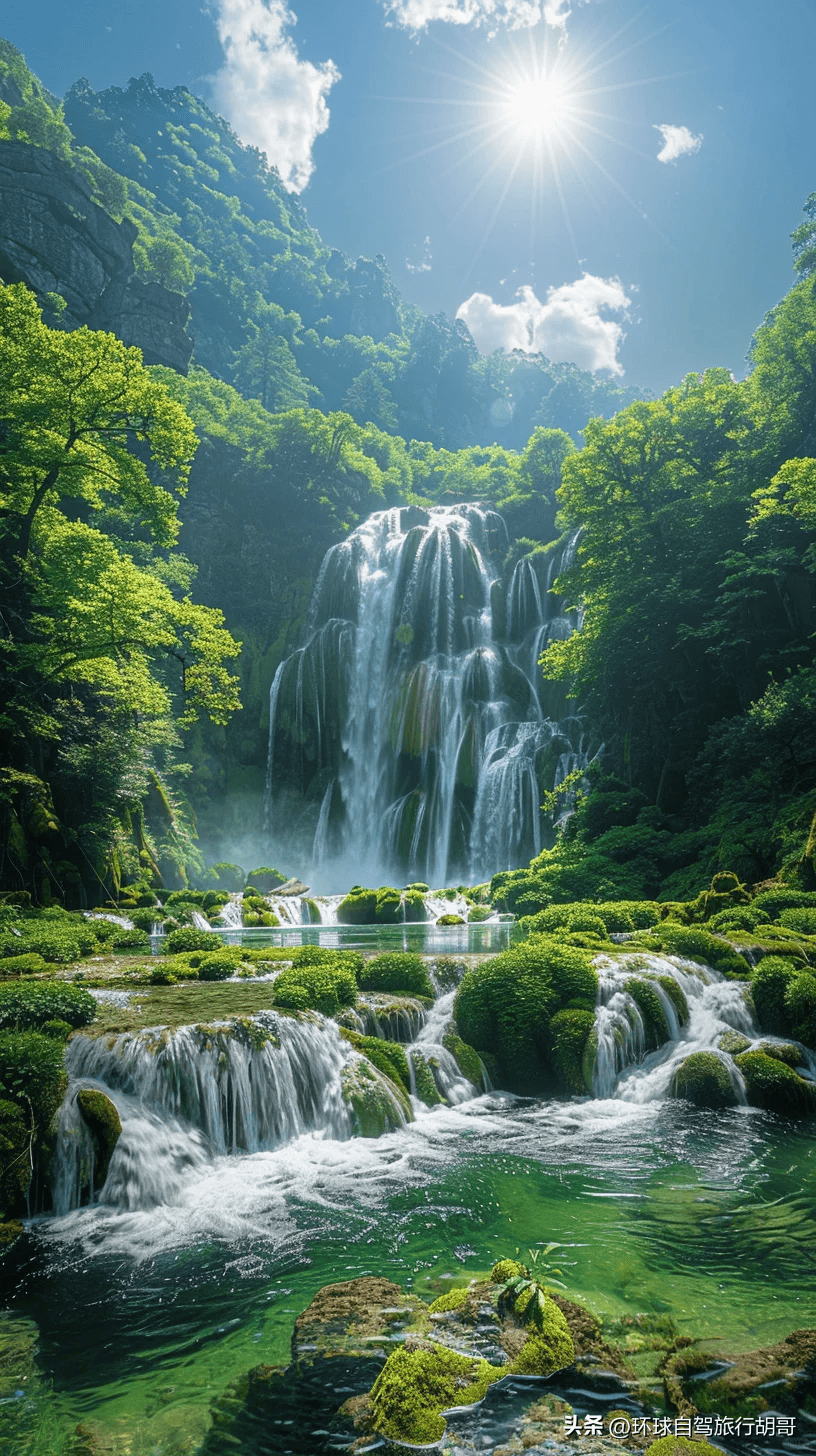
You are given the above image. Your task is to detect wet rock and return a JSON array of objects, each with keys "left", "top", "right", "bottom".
[
  {"left": 735, "top": 1049, "right": 816, "bottom": 1115},
  {"left": 670, "top": 1052, "right": 740, "bottom": 1109},
  {"left": 76, "top": 1088, "right": 121, "bottom": 1190}
]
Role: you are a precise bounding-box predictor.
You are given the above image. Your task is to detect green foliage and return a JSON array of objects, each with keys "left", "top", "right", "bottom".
[
  {"left": 454, "top": 938, "right": 598, "bottom": 1094},
  {"left": 0, "top": 953, "right": 47, "bottom": 976},
  {"left": 357, "top": 953, "right": 434, "bottom": 998},
  {"left": 624, "top": 978, "right": 670, "bottom": 1049},
  {"left": 647, "top": 923, "right": 750, "bottom": 978},
  {"left": 196, "top": 948, "right": 243, "bottom": 981},
  {"left": 751, "top": 957, "right": 798, "bottom": 1036},
  {"left": 0, "top": 980, "right": 96, "bottom": 1031},
  {"left": 548, "top": 1008, "right": 596, "bottom": 1094},
  {"left": 162, "top": 926, "right": 220, "bottom": 954},
  {"left": 290, "top": 945, "right": 364, "bottom": 978},
  {"left": 0, "top": 1030, "right": 67, "bottom": 1125},
  {"left": 274, "top": 962, "right": 358, "bottom": 1017}
]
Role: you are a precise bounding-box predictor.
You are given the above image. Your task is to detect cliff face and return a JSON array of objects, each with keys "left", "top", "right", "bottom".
[{"left": 0, "top": 139, "right": 192, "bottom": 371}]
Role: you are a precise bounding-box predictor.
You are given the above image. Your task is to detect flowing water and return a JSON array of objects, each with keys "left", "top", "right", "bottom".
[
  {"left": 265, "top": 506, "right": 584, "bottom": 888},
  {"left": 4, "top": 951, "right": 816, "bottom": 1454}
]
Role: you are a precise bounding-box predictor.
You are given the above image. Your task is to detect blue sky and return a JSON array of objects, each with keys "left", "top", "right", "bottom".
[{"left": 4, "top": 0, "right": 814, "bottom": 393}]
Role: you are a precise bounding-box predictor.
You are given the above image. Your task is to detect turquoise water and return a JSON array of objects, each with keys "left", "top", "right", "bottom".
[{"left": 4, "top": 1092, "right": 816, "bottom": 1454}]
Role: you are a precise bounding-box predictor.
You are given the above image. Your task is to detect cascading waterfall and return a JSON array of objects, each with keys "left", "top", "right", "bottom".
[
  {"left": 65, "top": 1012, "right": 354, "bottom": 1159},
  {"left": 590, "top": 953, "right": 799, "bottom": 1103},
  {"left": 265, "top": 504, "right": 584, "bottom": 887},
  {"left": 408, "top": 989, "right": 476, "bottom": 1105}
]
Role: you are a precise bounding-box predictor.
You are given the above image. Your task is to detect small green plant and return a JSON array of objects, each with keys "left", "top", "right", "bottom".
[{"left": 497, "top": 1249, "right": 568, "bottom": 1329}]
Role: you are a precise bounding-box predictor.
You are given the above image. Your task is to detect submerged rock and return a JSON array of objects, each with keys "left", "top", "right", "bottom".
[{"left": 663, "top": 1326, "right": 816, "bottom": 1422}]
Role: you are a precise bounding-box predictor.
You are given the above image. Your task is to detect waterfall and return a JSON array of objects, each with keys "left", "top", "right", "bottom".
[
  {"left": 591, "top": 954, "right": 762, "bottom": 1103},
  {"left": 408, "top": 990, "right": 476, "bottom": 1105},
  {"left": 266, "top": 505, "right": 585, "bottom": 887},
  {"left": 64, "top": 1012, "right": 354, "bottom": 1157}
]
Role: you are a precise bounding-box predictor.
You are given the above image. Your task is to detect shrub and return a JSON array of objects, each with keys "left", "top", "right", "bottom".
[
  {"left": 128, "top": 908, "right": 162, "bottom": 931},
  {"left": 150, "top": 967, "right": 177, "bottom": 985},
  {"left": 625, "top": 978, "right": 670, "bottom": 1049},
  {"left": 779, "top": 907, "right": 816, "bottom": 935},
  {"left": 165, "top": 890, "right": 207, "bottom": 907},
  {"left": 708, "top": 906, "right": 770, "bottom": 934},
  {"left": 207, "top": 862, "right": 245, "bottom": 892},
  {"left": 162, "top": 927, "right": 220, "bottom": 955},
  {"left": 245, "top": 867, "right": 285, "bottom": 892},
  {"left": 784, "top": 971, "right": 816, "bottom": 1047},
  {"left": 454, "top": 938, "right": 597, "bottom": 1094},
  {"left": 291, "top": 945, "right": 364, "bottom": 978},
  {"left": 670, "top": 1052, "right": 738, "bottom": 1108},
  {"left": 0, "top": 981, "right": 96, "bottom": 1031},
  {"left": 40, "top": 1019, "right": 73, "bottom": 1041},
  {"left": 751, "top": 957, "right": 797, "bottom": 1036},
  {"left": 753, "top": 889, "right": 816, "bottom": 915},
  {"left": 648, "top": 923, "right": 749, "bottom": 977},
  {"left": 358, "top": 953, "right": 434, "bottom": 998},
  {"left": 0, "top": 922, "right": 94, "bottom": 964},
  {"left": 274, "top": 963, "right": 358, "bottom": 1017},
  {"left": 196, "top": 949, "right": 244, "bottom": 981},
  {"left": 0, "top": 953, "right": 48, "bottom": 976},
  {"left": 111, "top": 928, "right": 150, "bottom": 951},
  {"left": 0, "top": 1031, "right": 68, "bottom": 1126}
]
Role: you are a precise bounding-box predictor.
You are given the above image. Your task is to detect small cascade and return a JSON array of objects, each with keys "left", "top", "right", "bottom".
[
  {"left": 84, "top": 911, "right": 135, "bottom": 930},
  {"left": 268, "top": 895, "right": 309, "bottom": 927},
  {"left": 191, "top": 909, "right": 213, "bottom": 932},
  {"left": 408, "top": 990, "right": 476, "bottom": 1105},
  {"left": 64, "top": 1012, "right": 354, "bottom": 1156},
  {"left": 50, "top": 1089, "right": 98, "bottom": 1216},
  {"left": 425, "top": 889, "right": 470, "bottom": 923},
  {"left": 217, "top": 897, "right": 244, "bottom": 930},
  {"left": 591, "top": 954, "right": 758, "bottom": 1103},
  {"left": 266, "top": 505, "right": 587, "bottom": 887},
  {"left": 358, "top": 995, "right": 427, "bottom": 1042}
]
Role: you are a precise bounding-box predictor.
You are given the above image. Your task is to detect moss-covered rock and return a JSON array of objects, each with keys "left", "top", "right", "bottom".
[
  {"left": 656, "top": 975, "right": 689, "bottom": 1025},
  {"left": 510, "top": 1299, "right": 575, "bottom": 1376},
  {"left": 648, "top": 923, "right": 750, "bottom": 978},
  {"left": 735, "top": 1050, "right": 816, "bottom": 1115},
  {"left": 454, "top": 937, "right": 598, "bottom": 1094},
  {"left": 441, "top": 1028, "right": 486, "bottom": 1088},
  {"left": 341, "top": 1056, "right": 413, "bottom": 1135},
  {"left": 358, "top": 953, "right": 434, "bottom": 998},
  {"left": 274, "top": 962, "right": 358, "bottom": 1017},
  {"left": 624, "top": 978, "right": 670, "bottom": 1049},
  {"left": 670, "top": 1052, "right": 739, "bottom": 1109},
  {"left": 718, "top": 1030, "right": 751, "bottom": 1055},
  {"left": 245, "top": 867, "right": 285, "bottom": 893},
  {"left": 646, "top": 1440, "right": 721, "bottom": 1456},
  {"left": 339, "top": 1029, "right": 411, "bottom": 1093},
  {"left": 369, "top": 1339, "right": 501, "bottom": 1444},
  {"left": 428, "top": 1286, "right": 471, "bottom": 1314},
  {"left": 0, "top": 1031, "right": 67, "bottom": 1127},
  {"left": 410, "top": 1050, "right": 442, "bottom": 1106},
  {"left": 548, "top": 1008, "right": 595, "bottom": 1094},
  {"left": 76, "top": 1089, "right": 121, "bottom": 1191}
]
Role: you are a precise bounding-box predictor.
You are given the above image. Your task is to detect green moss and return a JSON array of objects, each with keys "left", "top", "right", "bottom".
[
  {"left": 624, "top": 978, "right": 670, "bottom": 1049},
  {"left": 274, "top": 963, "right": 357, "bottom": 1017},
  {"left": 454, "top": 937, "right": 598, "bottom": 1094},
  {"left": 0, "top": 1097, "right": 30, "bottom": 1213},
  {"left": 548, "top": 1008, "right": 595, "bottom": 1094},
  {"left": 751, "top": 956, "right": 797, "bottom": 1036},
  {"left": 369, "top": 1341, "right": 501, "bottom": 1443},
  {"left": 339, "top": 1029, "right": 410, "bottom": 1092},
  {"left": 718, "top": 1030, "right": 750, "bottom": 1055},
  {"left": 441, "top": 1029, "right": 485, "bottom": 1088},
  {"left": 648, "top": 923, "right": 750, "bottom": 978},
  {"left": 162, "top": 926, "right": 219, "bottom": 955},
  {"left": 510, "top": 1298, "right": 575, "bottom": 1375},
  {"left": 40, "top": 1019, "right": 72, "bottom": 1041},
  {"left": 670, "top": 1052, "right": 739, "bottom": 1109},
  {"left": 735, "top": 1050, "right": 816, "bottom": 1115},
  {"left": 428, "top": 1286, "right": 470, "bottom": 1313},
  {"left": 0, "top": 1031, "right": 67, "bottom": 1127},
  {"left": 336, "top": 888, "right": 378, "bottom": 924},
  {"left": 491, "top": 1259, "right": 526, "bottom": 1282},
  {"left": 358, "top": 953, "right": 434, "bottom": 998},
  {"left": 76, "top": 1089, "right": 121, "bottom": 1189},
  {"left": 0, "top": 981, "right": 96, "bottom": 1031},
  {"left": 656, "top": 975, "right": 689, "bottom": 1025},
  {"left": 196, "top": 948, "right": 244, "bottom": 981},
  {"left": 0, "top": 953, "right": 48, "bottom": 976},
  {"left": 646, "top": 1440, "right": 721, "bottom": 1456},
  {"left": 784, "top": 971, "right": 816, "bottom": 1046},
  {"left": 411, "top": 1051, "right": 442, "bottom": 1106},
  {"left": 341, "top": 1057, "right": 412, "bottom": 1135}
]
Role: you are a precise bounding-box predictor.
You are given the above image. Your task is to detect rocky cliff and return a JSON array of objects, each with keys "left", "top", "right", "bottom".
[{"left": 0, "top": 139, "right": 192, "bottom": 371}]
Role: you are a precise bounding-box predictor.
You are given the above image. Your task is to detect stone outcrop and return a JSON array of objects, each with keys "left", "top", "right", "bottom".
[{"left": 0, "top": 140, "right": 191, "bottom": 371}]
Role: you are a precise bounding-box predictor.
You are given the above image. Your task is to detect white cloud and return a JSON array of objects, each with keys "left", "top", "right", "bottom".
[
  {"left": 381, "top": 0, "right": 566, "bottom": 34},
  {"left": 654, "top": 123, "right": 703, "bottom": 164},
  {"left": 456, "top": 274, "right": 631, "bottom": 374},
  {"left": 210, "top": 0, "right": 340, "bottom": 193},
  {"left": 406, "top": 236, "right": 433, "bottom": 274}
]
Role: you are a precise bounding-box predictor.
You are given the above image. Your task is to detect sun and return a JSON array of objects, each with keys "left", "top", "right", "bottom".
[{"left": 496, "top": 64, "right": 577, "bottom": 146}]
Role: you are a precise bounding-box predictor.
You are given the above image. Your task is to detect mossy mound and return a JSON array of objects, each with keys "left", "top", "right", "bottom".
[
  {"left": 646, "top": 923, "right": 750, "bottom": 978},
  {"left": 358, "top": 952, "right": 434, "bottom": 998},
  {"left": 510, "top": 1300, "right": 575, "bottom": 1376},
  {"left": 337, "top": 886, "right": 406, "bottom": 925},
  {"left": 735, "top": 1050, "right": 816, "bottom": 1116},
  {"left": 410, "top": 1050, "right": 442, "bottom": 1106},
  {"left": 0, "top": 980, "right": 96, "bottom": 1031},
  {"left": 441, "top": 1028, "right": 486, "bottom": 1088},
  {"left": 718, "top": 1030, "right": 750, "bottom": 1055},
  {"left": 341, "top": 1056, "right": 413, "bottom": 1135},
  {"left": 670, "top": 1052, "right": 739, "bottom": 1109},
  {"left": 454, "top": 937, "right": 598, "bottom": 1094},
  {"left": 76, "top": 1089, "right": 121, "bottom": 1191},
  {"left": 624, "top": 978, "right": 670, "bottom": 1049},
  {"left": 751, "top": 957, "right": 816, "bottom": 1047},
  {"left": 339, "top": 1029, "right": 410, "bottom": 1093},
  {"left": 274, "top": 961, "right": 358, "bottom": 1017},
  {"left": 369, "top": 1339, "right": 501, "bottom": 1444},
  {"left": 548, "top": 1008, "right": 596, "bottom": 1094},
  {"left": 245, "top": 867, "right": 285, "bottom": 893},
  {"left": 646, "top": 1440, "right": 721, "bottom": 1456}
]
